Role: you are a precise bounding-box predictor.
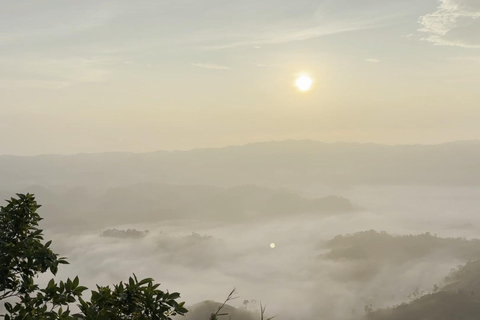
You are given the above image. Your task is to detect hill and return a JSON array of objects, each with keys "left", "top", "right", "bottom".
[
  {"left": 2, "top": 141, "right": 480, "bottom": 188},
  {"left": 365, "top": 260, "right": 480, "bottom": 320},
  {"left": 184, "top": 301, "right": 257, "bottom": 320},
  {"left": 322, "top": 230, "right": 480, "bottom": 265},
  {"left": 0, "top": 183, "right": 353, "bottom": 229}
]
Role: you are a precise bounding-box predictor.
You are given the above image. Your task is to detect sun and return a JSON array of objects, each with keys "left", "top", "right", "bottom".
[{"left": 295, "top": 75, "right": 313, "bottom": 92}]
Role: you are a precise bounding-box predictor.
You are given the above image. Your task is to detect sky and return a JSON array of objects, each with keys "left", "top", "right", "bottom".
[{"left": 1, "top": 0, "right": 480, "bottom": 155}]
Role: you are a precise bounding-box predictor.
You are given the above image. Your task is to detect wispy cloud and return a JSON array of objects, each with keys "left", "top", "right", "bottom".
[
  {"left": 365, "top": 58, "right": 380, "bottom": 63},
  {"left": 202, "top": 23, "right": 379, "bottom": 50},
  {"left": 190, "top": 63, "right": 230, "bottom": 70},
  {"left": 197, "top": 0, "right": 414, "bottom": 51},
  {"left": 419, "top": 0, "right": 480, "bottom": 48}
]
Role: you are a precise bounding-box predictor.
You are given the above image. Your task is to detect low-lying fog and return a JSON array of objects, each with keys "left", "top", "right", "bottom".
[
  {"left": 33, "top": 185, "right": 480, "bottom": 320},
  {"left": 3, "top": 142, "right": 480, "bottom": 320}
]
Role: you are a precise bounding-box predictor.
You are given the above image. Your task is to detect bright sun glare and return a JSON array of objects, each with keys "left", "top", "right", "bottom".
[{"left": 295, "top": 75, "right": 313, "bottom": 92}]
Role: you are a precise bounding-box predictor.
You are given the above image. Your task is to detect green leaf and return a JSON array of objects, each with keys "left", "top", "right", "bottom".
[{"left": 73, "top": 276, "right": 79, "bottom": 288}]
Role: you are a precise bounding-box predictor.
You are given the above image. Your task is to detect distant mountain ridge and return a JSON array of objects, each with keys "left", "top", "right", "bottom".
[
  {"left": 0, "top": 183, "right": 353, "bottom": 229},
  {"left": 2, "top": 140, "right": 480, "bottom": 188}
]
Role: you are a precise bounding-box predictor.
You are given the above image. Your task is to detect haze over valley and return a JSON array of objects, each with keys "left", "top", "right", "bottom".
[{"left": 3, "top": 141, "right": 480, "bottom": 320}]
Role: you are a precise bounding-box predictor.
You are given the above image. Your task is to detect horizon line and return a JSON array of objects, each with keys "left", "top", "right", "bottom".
[{"left": 1, "top": 139, "right": 480, "bottom": 158}]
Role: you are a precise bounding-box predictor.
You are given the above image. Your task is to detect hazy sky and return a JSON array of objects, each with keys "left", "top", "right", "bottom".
[{"left": 1, "top": 0, "right": 480, "bottom": 155}]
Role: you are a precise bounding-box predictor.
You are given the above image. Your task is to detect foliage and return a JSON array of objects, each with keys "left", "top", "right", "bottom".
[
  {"left": 0, "top": 193, "right": 84, "bottom": 320},
  {"left": 0, "top": 194, "right": 187, "bottom": 320},
  {"left": 77, "top": 274, "right": 187, "bottom": 320},
  {"left": 0, "top": 194, "right": 67, "bottom": 299}
]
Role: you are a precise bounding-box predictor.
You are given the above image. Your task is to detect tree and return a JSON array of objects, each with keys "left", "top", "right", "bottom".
[{"left": 0, "top": 194, "right": 187, "bottom": 320}]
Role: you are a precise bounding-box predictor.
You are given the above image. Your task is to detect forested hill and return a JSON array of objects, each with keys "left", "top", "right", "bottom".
[
  {"left": 365, "top": 260, "right": 480, "bottom": 320},
  {"left": 1, "top": 140, "right": 480, "bottom": 188}
]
